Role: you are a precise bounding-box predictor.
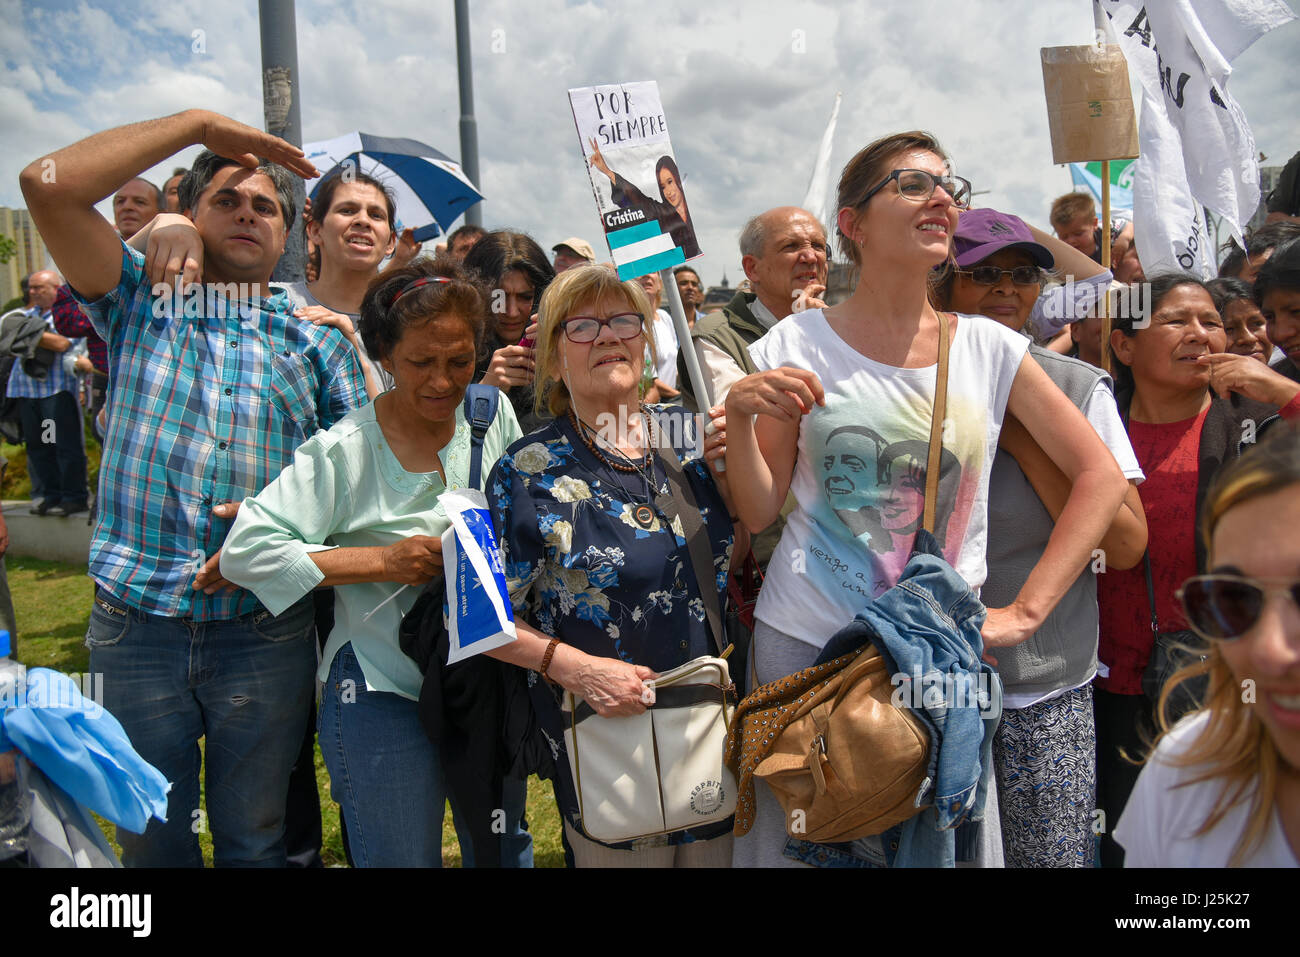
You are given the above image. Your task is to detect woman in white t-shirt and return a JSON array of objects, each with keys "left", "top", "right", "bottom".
[
  {"left": 1116, "top": 429, "right": 1300, "bottom": 867},
  {"left": 723, "top": 131, "right": 1130, "bottom": 868}
]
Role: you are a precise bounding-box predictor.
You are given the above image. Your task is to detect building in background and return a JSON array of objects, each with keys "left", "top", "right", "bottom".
[
  {"left": 701, "top": 271, "right": 734, "bottom": 313},
  {"left": 825, "top": 260, "right": 855, "bottom": 306},
  {"left": 1249, "top": 164, "right": 1282, "bottom": 233},
  {"left": 0, "top": 208, "right": 51, "bottom": 306}
]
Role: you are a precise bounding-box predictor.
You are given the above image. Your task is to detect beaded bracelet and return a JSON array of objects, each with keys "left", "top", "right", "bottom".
[{"left": 540, "top": 638, "right": 561, "bottom": 684}]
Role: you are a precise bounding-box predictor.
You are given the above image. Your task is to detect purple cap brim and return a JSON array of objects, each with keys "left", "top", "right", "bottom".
[{"left": 954, "top": 239, "right": 1055, "bottom": 270}]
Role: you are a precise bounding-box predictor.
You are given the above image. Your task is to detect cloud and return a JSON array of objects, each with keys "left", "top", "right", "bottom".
[{"left": 2, "top": 0, "right": 1296, "bottom": 286}]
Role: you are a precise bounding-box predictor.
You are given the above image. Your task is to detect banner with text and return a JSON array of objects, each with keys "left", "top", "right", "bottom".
[{"left": 1097, "top": 0, "right": 1295, "bottom": 275}]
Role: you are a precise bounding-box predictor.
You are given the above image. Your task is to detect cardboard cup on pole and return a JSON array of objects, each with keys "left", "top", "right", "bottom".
[
  {"left": 1042, "top": 44, "right": 1135, "bottom": 375},
  {"left": 1040, "top": 45, "right": 1138, "bottom": 165}
]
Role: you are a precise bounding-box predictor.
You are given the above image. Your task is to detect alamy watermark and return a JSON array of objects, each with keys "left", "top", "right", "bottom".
[
  {"left": 1040, "top": 278, "right": 1152, "bottom": 328},
  {"left": 0, "top": 667, "right": 105, "bottom": 717},
  {"left": 586, "top": 407, "right": 707, "bottom": 460},
  {"left": 151, "top": 279, "right": 262, "bottom": 321},
  {"left": 889, "top": 666, "right": 996, "bottom": 715}
]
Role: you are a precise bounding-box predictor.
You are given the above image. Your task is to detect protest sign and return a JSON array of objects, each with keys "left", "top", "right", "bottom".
[
  {"left": 568, "top": 80, "right": 701, "bottom": 281},
  {"left": 1097, "top": 0, "right": 1295, "bottom": 275}
]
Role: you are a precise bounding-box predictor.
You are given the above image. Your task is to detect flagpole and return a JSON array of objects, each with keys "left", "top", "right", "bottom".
[
  {"left": 1101, "top": 160, "right": 1112, "bottom": 375},
  {"left": 1093, "top": 1, "right": 1112, "bottom": 375}
]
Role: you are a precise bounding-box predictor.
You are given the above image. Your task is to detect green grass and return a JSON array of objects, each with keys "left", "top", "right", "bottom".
[
  {"left": 7, "top": 556, "right": 565, "bottom": 867},
  {"left": 2, "top": 420, "right": 102, "bottom": 502}
]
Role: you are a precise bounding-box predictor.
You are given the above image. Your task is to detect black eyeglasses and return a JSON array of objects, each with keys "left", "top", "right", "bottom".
[
  {"left": 560, "top": 313, "right": 644, "bottom": 343},
  {"left": 954, "top": 265, "right": 1043, "bottom": 286},
  {"left": 859, "top": 169, "right": 973, "bottom": 210},
  {"left": 1175, "top": 574, "right": 1300, "bottom": 641}
]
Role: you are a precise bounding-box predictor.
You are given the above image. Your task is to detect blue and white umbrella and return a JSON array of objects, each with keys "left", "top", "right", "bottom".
[{"left": 303, "top": 131, "right": 483, "bottom": 242}]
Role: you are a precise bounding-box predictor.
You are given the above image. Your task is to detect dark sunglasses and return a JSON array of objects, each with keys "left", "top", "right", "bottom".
[
  {"left": 954, "top": 265, "right": 1043, "bottom": 286},
  {"left": 859, "top": 169, "right": 973, "bottom": 210},
  {"left": 560, "top": 312, "right": 644, "bottom": 344},
  {"left": 1176, "top": 574, "right": 1300, "bottom": 641}
]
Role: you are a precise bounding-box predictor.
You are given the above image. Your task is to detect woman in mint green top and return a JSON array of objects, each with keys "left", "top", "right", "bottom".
[{"left": 221, "top": 258, "right": 520, "bottom": 866}]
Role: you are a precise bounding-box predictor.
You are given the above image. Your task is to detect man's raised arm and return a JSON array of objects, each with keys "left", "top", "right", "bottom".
[{"left": 19, "top": 109, "right": 316, "bottom": 301}]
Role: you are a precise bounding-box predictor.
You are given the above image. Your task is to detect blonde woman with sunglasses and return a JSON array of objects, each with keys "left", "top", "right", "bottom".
[{"left": 1115, "top": 426, "right": 1300, "bottom": 866}]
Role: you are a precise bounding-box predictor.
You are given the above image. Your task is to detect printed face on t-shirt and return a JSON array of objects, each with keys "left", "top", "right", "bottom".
[{"left": 819, "top": 424, "right": 957, "bottom": 559}]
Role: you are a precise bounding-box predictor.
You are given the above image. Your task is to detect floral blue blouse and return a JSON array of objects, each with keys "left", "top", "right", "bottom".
[
  {"left": 487, "top": 405, "right": 735, "bottom": 845},
  {"left": 489, "top": 407, "right": 734, "bottom": 669}
]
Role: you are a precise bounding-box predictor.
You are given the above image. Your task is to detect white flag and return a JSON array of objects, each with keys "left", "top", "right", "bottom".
[
  {"left": 1097, "top": 0, "right": 1295, "bottom": 275},
  {"left": 801, "top": 92, "right": 842, "bottom": 237}
]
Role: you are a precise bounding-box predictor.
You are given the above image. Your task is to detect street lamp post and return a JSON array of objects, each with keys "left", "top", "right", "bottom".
[
  {"left": 259, "top": 0, "right": 307, "bottom": 282},
  {"left": 454, "top": 0, "right": 482, "bottom": 227}
]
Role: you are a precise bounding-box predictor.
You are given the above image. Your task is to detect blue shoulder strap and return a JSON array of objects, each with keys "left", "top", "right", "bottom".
[{"left": 464, "top": 383, "right": 501, "bottom": 490}]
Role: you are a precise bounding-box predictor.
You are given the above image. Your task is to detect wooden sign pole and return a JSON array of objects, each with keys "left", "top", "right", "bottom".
[{"left": 1101, "top": 159, "right": 1112, "bottom": 375}]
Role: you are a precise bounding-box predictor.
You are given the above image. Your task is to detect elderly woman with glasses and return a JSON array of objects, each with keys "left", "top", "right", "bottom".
[
  {"left": 723, "top": 131, "right": 1130, "bottom": 868},
  {"left": 1115, "top": 426, "right": 1300, "bottom": 866},
  {"left": 482, "top": 263, "right": 740, "bottom": 867}
]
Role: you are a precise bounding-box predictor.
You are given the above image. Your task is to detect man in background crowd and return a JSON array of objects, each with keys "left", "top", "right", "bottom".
[
  {"left": 551, "top": 236, "right": 596, "bottom": 273},
  {"left": 110, "top": 177, "right": 162, "bottom": 240},
  {"left": 445, "top": 223, "right": 486, "bottom": 261},
  {"left": 673, "top": 264, "right": 704, "bottom": 327},
  {"left": 8, "top": 269, "right": 89, "bottom": 517},
  {"left": 162, "top": 167, "right": 188, "bottom": 213},
  {"left": 678, "top": 205, "right": 827, "bottom": 410}
]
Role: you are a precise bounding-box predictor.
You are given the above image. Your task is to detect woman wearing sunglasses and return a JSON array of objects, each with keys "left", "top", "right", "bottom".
[
  {"left": 934, "top": 208, "right": 1148, "bottom": 868},
  {"left": 482, "top": 264, "right": 740, "bottom": 866},
  {"left": 1114, "top": 427, "right": 1300, "bottom": 866},
  {"left": 1097, "top": 272, "right": 1300, "bottom": 866},
  {"left": 725, "top": 132, "right": 1129, "bottom": 868}
]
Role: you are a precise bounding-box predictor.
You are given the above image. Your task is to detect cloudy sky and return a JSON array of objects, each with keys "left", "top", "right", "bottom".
[{"left": 3, "top": 0, "right": 1296, "bottom": 286}]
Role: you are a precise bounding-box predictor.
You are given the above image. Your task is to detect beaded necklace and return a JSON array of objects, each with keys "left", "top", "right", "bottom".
[{"left": 567, "top": 407, "right": 661, "bottom": 530}]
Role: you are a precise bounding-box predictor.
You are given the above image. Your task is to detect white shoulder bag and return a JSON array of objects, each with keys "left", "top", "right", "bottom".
[{"left": 561, "top": 421, "right": 737, "bottom": 843}]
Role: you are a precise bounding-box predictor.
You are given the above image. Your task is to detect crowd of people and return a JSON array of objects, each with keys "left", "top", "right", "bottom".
[{"left": 6, "top": 104, "right": 1300, "bottom": 868}]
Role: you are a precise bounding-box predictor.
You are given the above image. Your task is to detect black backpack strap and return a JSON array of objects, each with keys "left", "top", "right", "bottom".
[{"left": 463, "top": 383, "right": 501, "bottom": 490}]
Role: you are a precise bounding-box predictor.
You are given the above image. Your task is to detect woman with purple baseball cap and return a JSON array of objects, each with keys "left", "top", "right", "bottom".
[{"left": 935, "top": 207, "right": 1148, "bottom": 867}]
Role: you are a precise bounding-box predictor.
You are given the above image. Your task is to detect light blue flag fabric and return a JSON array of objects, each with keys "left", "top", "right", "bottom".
[
  {"left": 1068, "top": 163, "right": 1134, "bottom": 214},
  {"left": 0, "top": 668, "right": 169, "bottom": 835}
]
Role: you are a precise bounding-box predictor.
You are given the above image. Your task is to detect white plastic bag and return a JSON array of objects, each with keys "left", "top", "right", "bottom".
[{"left": 441, "top": 488, "right": 516, "bottom": 664}]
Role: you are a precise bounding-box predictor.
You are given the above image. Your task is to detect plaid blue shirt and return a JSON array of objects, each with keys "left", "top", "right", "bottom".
[
  {"left": 73, "top": 241, "right": 367, "bottom": 620},
  {"left": 6, "top": 307, "right": 83, "bottom": 399}
]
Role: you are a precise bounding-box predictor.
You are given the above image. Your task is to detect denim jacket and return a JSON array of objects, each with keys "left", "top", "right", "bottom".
[{"left": 791, "top": 530, "right": 1001, "bottom": 867}]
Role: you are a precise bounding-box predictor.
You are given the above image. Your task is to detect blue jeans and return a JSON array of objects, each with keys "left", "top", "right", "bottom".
[
  {"left": 318, "top": 644, "right": 533, "bottom": 868},
  {"left": 318, "top": 643, "right": 448, "bottom": 867},
  {"left": 86, "top": 591, "right": 316, "bottom": 867},
  {"left": 457, "top": 774, "right": 533, "bottom": 868}
]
